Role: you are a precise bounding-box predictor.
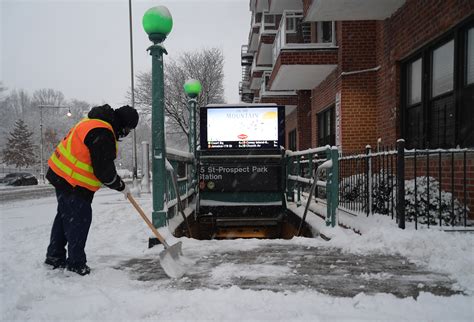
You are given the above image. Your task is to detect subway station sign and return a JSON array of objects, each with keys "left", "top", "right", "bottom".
[{"left": 199, "top": 164, "right": 281, "bottom": 192}]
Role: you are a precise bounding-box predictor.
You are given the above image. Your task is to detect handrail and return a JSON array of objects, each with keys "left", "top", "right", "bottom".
[
  {"left": 165, "top": 149, "right": 195, "bottom": 223},
  {"left": 285, "top": 146, "right": 339, "bottom": 227}
]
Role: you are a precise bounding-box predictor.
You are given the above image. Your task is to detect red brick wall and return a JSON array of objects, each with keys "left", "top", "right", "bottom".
[
  {"left": 279, "top": 50, "right": 338, "bottom": 65},
  {"left": 310, "top": 21, "right": 378, "bottom": 152},
  {"left": 340, "top": 75, "right": 378, "bottom": 153},
  {"left": 339, "top": 21, "right": 378, "bottom": 71},
  {"left": 260, "top": 96, "right": 298, "bottom": 106},
  {"left": 339, "top": 21, "right": 378, "bottom": 153}
]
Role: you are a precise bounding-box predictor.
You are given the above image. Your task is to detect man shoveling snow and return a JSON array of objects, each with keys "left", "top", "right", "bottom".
[{"left": 44, "top": 104, "right": 139, "bottom": 276}]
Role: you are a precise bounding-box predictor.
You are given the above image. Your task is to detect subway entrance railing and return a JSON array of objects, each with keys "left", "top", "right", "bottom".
[
  {"left": 284, "top": 146, "right": 339, "bottom": 227},
  {"left": 164, "top": 144, "right": 342, "bottom": 238},
  {"left": 164, "top": 140, "right": 473, "bottom": 238},
  {"left": 164, "top": 148, "right": 195, "bottom": 222}
]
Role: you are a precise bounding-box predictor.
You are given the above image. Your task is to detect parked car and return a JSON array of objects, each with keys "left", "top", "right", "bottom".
[{"left": 0, "top": 172, "right": 38, "bottom": 186}]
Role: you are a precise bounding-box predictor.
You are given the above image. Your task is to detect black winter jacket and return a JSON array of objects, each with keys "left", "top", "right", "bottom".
[{"left": 46, "top": 104, "right": 125, "bottom": 202}]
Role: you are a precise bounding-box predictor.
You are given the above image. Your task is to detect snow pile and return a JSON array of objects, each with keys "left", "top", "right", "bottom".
[{"left": 323, "top": 217, "right": 474, "bottom": 294}]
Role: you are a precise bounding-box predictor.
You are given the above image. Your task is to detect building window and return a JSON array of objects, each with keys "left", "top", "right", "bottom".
[
  {"left": 317, "top": 107, "right": 335, "bottom": 146},
  {"left": 288, "top": 129, "right": 297, "bottom": 151},
  {"left": 264, "top": 13, "right": 274, "bottom": 25},
  {"left": 286, "top": 17, "right": 296, "bottom": 33},
  {"left": 408, "top": 58, "right": 422, "bottom": 105},
  {"left": 317, "top": 21, "right": 332, "bottom": 43},
  {"left": 467, "top": 27, "right": 474, "bottom": 85},
  {"left": 402, "top": 19, "right": 474, "bottom": 148},
  {"left": 432, "top": 40, "right": 454, "bottom": 97}
]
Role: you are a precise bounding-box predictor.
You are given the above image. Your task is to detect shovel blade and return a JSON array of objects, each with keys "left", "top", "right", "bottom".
[{"left": 159, "top": 241, "right": 189, "bottom": 279}]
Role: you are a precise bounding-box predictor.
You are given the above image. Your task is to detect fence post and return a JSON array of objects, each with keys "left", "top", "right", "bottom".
[
  {"left": 326, "top": 147, "right": 339, "bottom": 227},
  {"left": 296, "top": 155, "right": 301, "bottom": 206},
  {"left": 366, "top": 145, "right": 372, "bottom": 216},
  {"left": 396, "top": 139, "right": 405, "bottom": 229},
  {"left": 285, "top": 155, "right": 293, "bottom": 202}
]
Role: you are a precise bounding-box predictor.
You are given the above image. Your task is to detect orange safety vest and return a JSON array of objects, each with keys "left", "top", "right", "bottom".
[{"left": 48, "top": 118, "right": 117, "bottom": 192}]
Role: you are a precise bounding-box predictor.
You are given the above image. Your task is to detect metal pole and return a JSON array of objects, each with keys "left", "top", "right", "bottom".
[
  {"left": 188, "top": 98, "right": 194, "bottom": 153},
  {"left": 329, "top": 147, "right": 339, "bottom": 227},
  {"left": 141, "top": 141, "right": 150, "bottom": 193},
  {"left": 39, "top": 107, "right": 44, "bottom": 184},
  {"left": 366, "top": 145, "right": 372, "bottom": 216},
  {"left": 396, "top": 139, "right": 405, "bottom": 229},
  {"left": 149, "top": 42, "right": 168, "bottom": 228},
  {"left": 188, "top": 98, "right": 197, "bottom": 187},
  {"left": 128, "top": 0, "right": 138, "bottom": 188}
]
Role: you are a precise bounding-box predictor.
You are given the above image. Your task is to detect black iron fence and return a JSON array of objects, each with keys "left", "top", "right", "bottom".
[{"left": 339, "top": 140, "right": 473, "bottom": 229}]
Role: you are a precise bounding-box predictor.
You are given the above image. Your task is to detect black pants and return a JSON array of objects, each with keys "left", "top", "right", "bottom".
[{"left": 46, "top": 189, "right": 92, "bottom": 268}]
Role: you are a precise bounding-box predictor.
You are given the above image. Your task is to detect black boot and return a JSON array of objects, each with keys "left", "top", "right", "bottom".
[
  {"left": 44, "top": 256, "right": 66, "bottom": 269},
  {"left": 67, "top": 264, "right": 91, "bottom": 276}
]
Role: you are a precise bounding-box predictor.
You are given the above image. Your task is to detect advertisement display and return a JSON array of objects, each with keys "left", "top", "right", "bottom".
[{"left": 200, "top": 105, "right": 285, "bottom": 150}]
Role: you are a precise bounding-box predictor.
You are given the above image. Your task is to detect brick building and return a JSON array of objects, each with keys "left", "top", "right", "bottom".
[{"left": 240, "top": 0, "right": 474, "bottom": 153}]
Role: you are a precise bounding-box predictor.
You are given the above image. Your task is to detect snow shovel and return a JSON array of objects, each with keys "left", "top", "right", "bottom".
[{"left": 127, "top": 194, "right": 188, "bottom": 278}]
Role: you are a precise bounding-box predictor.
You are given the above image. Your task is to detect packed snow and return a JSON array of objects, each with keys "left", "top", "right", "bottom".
[{"left": 1, "top": 188, "right": 473, "bottom": 321}]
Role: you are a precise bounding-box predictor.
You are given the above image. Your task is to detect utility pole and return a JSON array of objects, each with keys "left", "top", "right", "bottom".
[{"left": 128, "top": 0, "right": 139, "bottom": 189}]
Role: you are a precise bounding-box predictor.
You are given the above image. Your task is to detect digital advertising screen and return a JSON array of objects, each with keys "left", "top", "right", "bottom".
[{"left": 200, "top": 105, "right": 285, "bottom": 150}]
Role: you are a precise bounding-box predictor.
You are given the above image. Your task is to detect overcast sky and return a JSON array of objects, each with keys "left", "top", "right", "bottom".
[{"left": 1, "top": 0, "right": 250, "bottom": 107}]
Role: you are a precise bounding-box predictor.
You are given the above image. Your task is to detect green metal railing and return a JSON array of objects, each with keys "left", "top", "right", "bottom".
[
  {"left": 285, "top": 146, "right": 339, "bottom": 227},
  {"left": 165, "top": 148, "right": 195, "bottom": 221}
]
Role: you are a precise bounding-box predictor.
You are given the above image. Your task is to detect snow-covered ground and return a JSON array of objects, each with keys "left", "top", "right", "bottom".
[{"left": 1, "top": 189, "right": 473, "bottom": 321}]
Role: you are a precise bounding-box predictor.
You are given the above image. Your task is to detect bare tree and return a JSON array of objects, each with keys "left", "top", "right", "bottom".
[
  {"left": 3, "top": 89, "right": 31, "bottom": 118},
  {"left": 0, "top": 87, "right": 96, "bottom": 163},
  {"left": 128, "top": 48, "right": 225, "bottom": 144},
  {"left": 32, "top": 88, "right": 65, "bottom": 107}
]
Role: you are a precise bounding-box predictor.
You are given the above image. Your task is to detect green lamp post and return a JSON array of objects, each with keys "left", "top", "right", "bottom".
[
  {"left": 142, "top": 6, "right": 173, "bottom": 228},
  {"left": 184, "top": 79, "right": 202, "bottom": 189}
]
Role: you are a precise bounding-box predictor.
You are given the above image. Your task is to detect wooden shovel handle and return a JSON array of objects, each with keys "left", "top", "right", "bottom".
[{"left": 127, "top": 194, "right": 169, "bottom": 248}]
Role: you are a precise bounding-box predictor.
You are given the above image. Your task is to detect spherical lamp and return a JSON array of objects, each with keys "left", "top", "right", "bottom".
[
  {"left": 184, "top": 79, "right": 202, "bottom": 98},
  {"left": 142, "top": 6, "right": 173, "bottom": 43}
]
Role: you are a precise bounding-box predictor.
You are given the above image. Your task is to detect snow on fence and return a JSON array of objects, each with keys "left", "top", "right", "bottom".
[{"left": 339, "top": 140, "right": 474, "bottom": 229}]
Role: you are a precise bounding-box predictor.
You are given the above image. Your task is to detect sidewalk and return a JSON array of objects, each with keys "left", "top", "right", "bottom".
[{"left": 118, "top": 240, "right": 460, "bottom": 298}]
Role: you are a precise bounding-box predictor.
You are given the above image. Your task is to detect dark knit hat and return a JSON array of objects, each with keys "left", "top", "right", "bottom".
[{"left": 115, "top": 105, "right": 139, "bottom": 129}]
